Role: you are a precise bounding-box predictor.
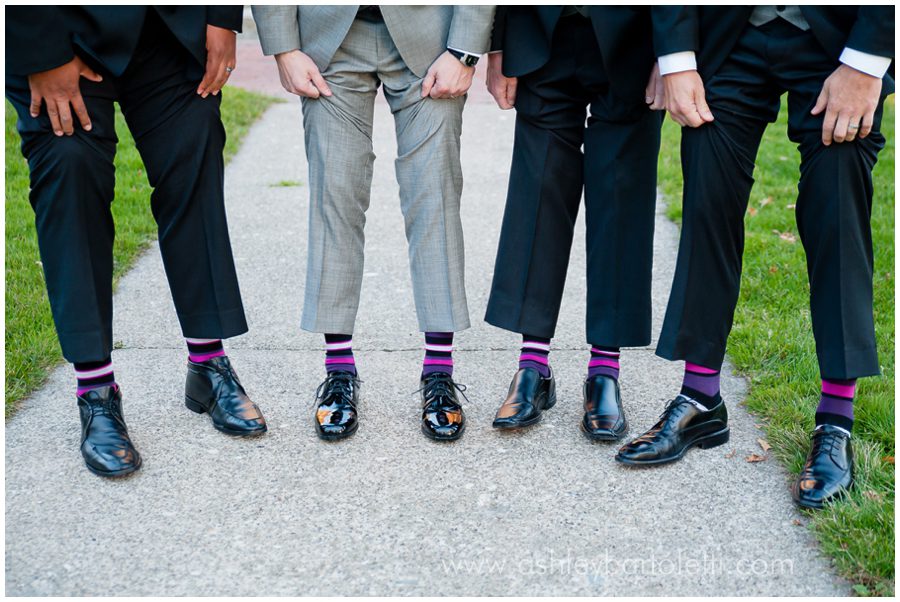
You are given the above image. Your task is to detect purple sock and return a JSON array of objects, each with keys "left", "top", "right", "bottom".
[
  {"left": 519, "top": 335, "right": 551, "bottom": 378},
  {"left": 588, "top": 346, "right": 620, "bottom": 380},
  {"left": 681, "top": 362, "right": 721, "bottom": 410},
  {"left": 816, "top": 378, "right": 855, "bottom": 433},
  {"left": 423, "top": 332, "right": 454, "bottom": 377},
  {"left": 186, "top": 338, "right": 226, "bottom": 363},
  {"left": 325, "top": 334, "right": 357, "bottom": 375},
  {"left": 75, "top": 358, "right": 116, "bottom": 396}
]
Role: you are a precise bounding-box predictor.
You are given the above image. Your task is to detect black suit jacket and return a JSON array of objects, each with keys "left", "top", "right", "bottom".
[
  {"left": 653, "top": 6, "right": 895, "bottom": 83},
  {"left": 6, "top": 6, "right": 243, "bottom": 77},
  {"left": 491, "top": 6, "right": 677, "bottom": 102}
]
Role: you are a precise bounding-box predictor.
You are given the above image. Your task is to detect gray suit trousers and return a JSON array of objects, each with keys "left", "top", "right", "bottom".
[{"left": 300, "top": 18, "right": 470, "bottom": 334}]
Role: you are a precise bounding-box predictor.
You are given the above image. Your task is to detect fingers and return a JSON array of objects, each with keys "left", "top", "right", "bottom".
[
  {"left": 421, "top": 71, "right": 436, "bottom": 98},
  {"left": 298, "top": 79, "right": 320, "bottom": 99},
  {"left": 506, "top": 78, "right": 517, "bottom": 109},
  {"left": 197, "top": 61, "right": 215, "bottom": 97},
  {"left": 55, "top": 97, "right": 75, "bottom": 135},
  {"left": 645, "top": 77, "right": 656, "bottom": 106},
  {"left": 78, "top": 64, "right": 103, "bottom": 83},
  {"left": 820, "top": 106, "right": 838, "bottom": 146},
  {"left": 859, "top": 111, "right": 874, "bottom": 139},
  {"left": 695, "top": 94, "right": 714, "bottom": 123},
  {"left": 832, "top": 112, "right": 851, "bottom": 143},
  {"left": 310, "top": 70, "right": 332, "bottom": 97},
  {"left": 208, "top": 62, "right": 230, "bottom": 96},
  {"left": 649, "top": 83, "right": 665, "bottom": 111},
  {"left": 29, "top": 91, "right": 43, "bottom": 118},
  {"left": 71, "top": 93, "right": 92, "bottom": 132},
  {"left": 44, "top": 98, "right": 63, "bottom": 135}
]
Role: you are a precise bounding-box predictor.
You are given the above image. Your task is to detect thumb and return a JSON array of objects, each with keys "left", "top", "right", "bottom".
[
  {"left": 421, "top": 71, "right": 436, "bottom": 98},
  {"left": 79, "top": 65, "right": 103, "bottom": 83},
  {"left": 811, "top": 87, "right": 828, "bottom": 115}
]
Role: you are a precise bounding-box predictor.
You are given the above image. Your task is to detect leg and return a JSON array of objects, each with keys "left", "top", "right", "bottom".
[
  {"left": 116, "top": 14, "right": 247, "bottom": 340},
  {"left": 378, "top": 30, "right": 469, "bottom": 333},
  {"left": 583, "top": 95, "right": 662, "bottom": 347},
  {"left": 299, "top": 19, "right": 379, "bottom": 334},
  {"left": 6, "top": 76, "right": 118, "bottom": 363},
  {"left": 483, "top": 17, "right": 592, "bottom": 339}
]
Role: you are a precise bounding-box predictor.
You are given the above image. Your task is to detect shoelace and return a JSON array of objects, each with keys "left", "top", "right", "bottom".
[
  {"left": 811, "top": 430, "right": 844, "bottom": 456},
  {"left": 315, "top": 372, "right": 359, "bottom": 406},
  {"left": 414, "top": 374, "right": 469, "bottom": 408}
]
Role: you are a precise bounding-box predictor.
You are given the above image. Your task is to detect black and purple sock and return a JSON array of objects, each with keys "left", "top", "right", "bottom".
[
  {"left": 588, "top": 345, "right": 620, "bottom": 381},
  {"left": 187, "top": 338, "right": 226, "bottom": 363},
  {"left": 325, "top": 334, "right": 357, "bottom": 375},
  {"left": 75, "top": 357, "right": 116, "bottom": 396},
  {"left": 519, "top": 335, "right": 551, "bottom": 378},
  {"left": 816, "top": 378, "right": 856, "bottom": 434},
  {"left": 681, "top": 362, "right": 722, "bottom": 410},
  {"left": 423, "top": 332, "right": 454, "bottom": 377}
]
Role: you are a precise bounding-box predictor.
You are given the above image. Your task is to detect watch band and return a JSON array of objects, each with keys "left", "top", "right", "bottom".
[{"left": 447, "top": 48, "right": 479, "bottom": 67}]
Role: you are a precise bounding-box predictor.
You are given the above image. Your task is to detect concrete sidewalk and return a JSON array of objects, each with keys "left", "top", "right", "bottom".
[{"left": 5, "top": 92, "right": 846, "bottom": 594}]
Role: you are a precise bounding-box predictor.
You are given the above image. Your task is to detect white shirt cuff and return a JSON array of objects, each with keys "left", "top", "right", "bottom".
[
  {"left": 658, "top": 51, "right": 697, "bottom": 76},
  {"left": 840, "top": 47, "right": 891, "bottom": 78},
  {"left": 448, "top": 46, "right": 483, "bottom": 58}
]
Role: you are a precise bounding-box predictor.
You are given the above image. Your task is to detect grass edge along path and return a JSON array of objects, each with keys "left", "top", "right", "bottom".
[
  {"left": 657, "top": 97, "right": 895, "bottom": 596},
  {"left": 5, "top": 88, "right": 279, "bottom": 417}
]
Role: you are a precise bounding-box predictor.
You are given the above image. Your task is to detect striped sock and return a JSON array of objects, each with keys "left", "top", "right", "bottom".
[
  {"left": 75, "top": 358, "right": 116, "bottom": 396},
  {"left": 816, "top": 378, "right": 856, "bottom": 434},
  {"left": 187, "top": 338, "right": 226, "bottom": 363},
  {"left": 325, "top": 334, "right": 357, "bottom": 375},
  {"left": 423, "top": 332, "right": 454, "bottom": 377},
  {"left": 588, "top": 345, "right": 620, "bottom": 380},
  {"left": 519, "top": 335, "right": 551, "bottom": 378},
  {"left": 681, "top": 362, "right": 722, "bottom": 410}
]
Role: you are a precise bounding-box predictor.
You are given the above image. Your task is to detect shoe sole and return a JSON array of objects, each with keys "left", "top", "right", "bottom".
[
  {"left": 580, "top": 421, "right": 628, "bottom": 442},
  {"left": 422, "top": 421, "right": 465, "bottom": 441},
  {"left": 84, "top": 455, "right": 143, "bottom": 478},
  {"left": 185, "top": 396, "right": 268, "bottom": 437},
  {"left": 615, "top": 427, "right": 730, "bottom": 467},
  {"left": 492, "top": 391, "right": 557, "bottom": 430}
]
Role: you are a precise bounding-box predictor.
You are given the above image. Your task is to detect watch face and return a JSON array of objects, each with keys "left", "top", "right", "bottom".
[{"left": 464, "top": 55, "right": 479, "bottom": 67}]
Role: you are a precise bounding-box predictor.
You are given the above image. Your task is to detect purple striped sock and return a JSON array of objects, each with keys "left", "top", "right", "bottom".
[
  {"left": 816, "top": 378, "right": 856, "bottom": 433},
  {"left": 588, "top": 346, "right": 620, "bottom": 381},
  {"left": 187, "top": 338, "right": 226, "bottom": 363},
  {"left": 325, "top": 334, "right": 357, "bottom": 375},
  {"left": 75, "top": 358, "right": 116, "bottom": 396},
  {"left": 681, "top": 362, "right": 721, "bottom": 409},
  {"left": 519, "top": 335, "right": 551, "bottom": 378},
  {"left": 423, "top": 332, "right": 453, "bottom": 377}
]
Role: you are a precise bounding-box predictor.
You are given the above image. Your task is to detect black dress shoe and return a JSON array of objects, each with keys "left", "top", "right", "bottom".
[
  {"left": 314, "top": 371, "right": 360, "bottom": 441},
  {"left": 78, "top": 386, "right": 142, "bottom": 477},
  {"left": 792, "top": 425, "right": 854, "bottom": 509},
  {"left": 185, "top": 356, "right": 267, "bottom": 437},
  {"left": 616, "top": 395, "right": 729, "bottom": 466},
  {"left": 420, "top": 372, "right": 466, "bottom": 441},
  {"left": 581, "top": 374, "right": 627, "bottom": 441},
  {"left": 492, "top": 368, "right": 556, "bottom": 429}
]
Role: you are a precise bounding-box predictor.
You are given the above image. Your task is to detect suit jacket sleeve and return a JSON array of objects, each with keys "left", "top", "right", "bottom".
[
  {"left": 490, "top": 6, "right": 507, "bottom": 53},
  {"left": 207, "top": 5, "right": 244, "bottom": 33},
  {"left": 651, "top": 6, "right": 698, "bottom": 58},
  {"left": 252, "top": 5, "right": 302, "bottom": 56},
  {"left": 846, "top": 6, "right": 894, "bottom": 59},
  {"left": 6, "top": 6, "right": 76, "bottom": 76},
  {"left": 448, "top": 5, "right": 496, "bottom": 55}
]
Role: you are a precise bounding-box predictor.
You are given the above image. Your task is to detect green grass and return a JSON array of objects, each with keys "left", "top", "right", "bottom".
[
  {"left": 659, "top": 97, "right": 895, "bottom": 594},
  {"left": 5, "top": 87, "right": 277, "bottom": 416}
]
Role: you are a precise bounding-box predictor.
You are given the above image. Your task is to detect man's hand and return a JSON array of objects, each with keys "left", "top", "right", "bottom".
[
  {"left": 28, "top": 56, "right": 102, "bottom": 136},
  {"left": 811, "top": 64, "right": 882, "bottom": 145},
  {"left": 422, "top": 51, "right": 475, "bottom": 99},
  {"left": 273, "top": 49, "right": 332, "bottom": 99},
  {"left": 645, "top": 61, "right": 665, "bottom": 110},
  {"left": 197, "top": 25, "right": 236, "bottom": 98},
  {"left": 663, "top": 70, "right": 714, "bottom": 127},
  {"left": 486, "top": 51, "right": 516, "bottom": 110}
]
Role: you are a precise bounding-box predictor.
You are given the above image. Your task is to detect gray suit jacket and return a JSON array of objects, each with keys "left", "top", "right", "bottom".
[{"left": 252, "top": 5, "right": 495, "bottom": 77}]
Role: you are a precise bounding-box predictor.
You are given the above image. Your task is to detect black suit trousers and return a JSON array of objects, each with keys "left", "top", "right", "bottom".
[
  {"left": 5, "top": 12, "right": 247, "bottom": 363},
  {"left": 485, "top": 15, "right": 662, "bottom": 345},
  {"left": 656, "top": 20, "right": 886, "bottom": 379}
]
